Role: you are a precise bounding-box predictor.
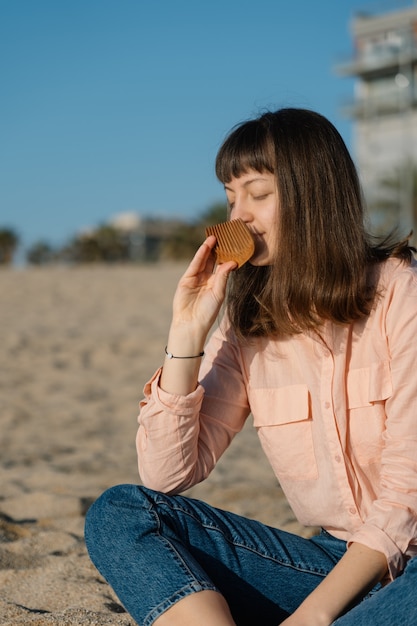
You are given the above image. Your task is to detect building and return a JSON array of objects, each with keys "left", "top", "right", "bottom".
[
  {"left": 109, "top": 212, "right": 187, "bottom": 261},
  {"left": 338, "top": 4, "right": 417, "bottom": 238}
]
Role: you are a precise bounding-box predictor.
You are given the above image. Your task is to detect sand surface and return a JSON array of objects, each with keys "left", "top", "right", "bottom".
[{"left": 0, "top": 264, "right": 315, "bottom": 625}]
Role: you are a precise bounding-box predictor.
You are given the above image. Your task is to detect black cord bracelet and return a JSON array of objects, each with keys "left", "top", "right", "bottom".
[{"left": 165, "top": 346, "right": 205, "bottom": 359}]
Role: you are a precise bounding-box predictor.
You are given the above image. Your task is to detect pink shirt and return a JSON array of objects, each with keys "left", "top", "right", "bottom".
[{"left": 137, "top": 257, "right": 417, "bottom": 580}]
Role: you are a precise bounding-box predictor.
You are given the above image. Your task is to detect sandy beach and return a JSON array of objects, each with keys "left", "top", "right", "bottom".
[{"left": 0, "top": 264, "right": 315, "bottom": 625}]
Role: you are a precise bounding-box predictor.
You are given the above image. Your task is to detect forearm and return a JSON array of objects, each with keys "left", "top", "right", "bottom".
[{"left": 283, "top": 542, "right": 388, "bottom": 626}]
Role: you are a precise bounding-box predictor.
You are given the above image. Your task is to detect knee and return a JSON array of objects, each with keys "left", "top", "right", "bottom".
[
  {"left": 84, "top": 484, "right": 150, "bottom": 549},
  {"left": 85, "top": 485, "right": 123, "bottom": 543}
]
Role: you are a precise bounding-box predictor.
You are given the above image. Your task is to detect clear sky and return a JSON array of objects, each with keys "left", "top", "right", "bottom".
[{"left": 0, "top": 0, "right": 412, "bottom": 253}]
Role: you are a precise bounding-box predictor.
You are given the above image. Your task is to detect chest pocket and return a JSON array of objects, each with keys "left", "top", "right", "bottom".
[
  {"left": 347, "top": 361, "right": 392, "bottom": 464},
  {"left": 250, "top": 385, "right": 317, "bottom": 481}
]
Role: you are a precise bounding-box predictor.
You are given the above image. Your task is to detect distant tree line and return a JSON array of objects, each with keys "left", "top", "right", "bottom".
[
  {"left": 3, "top": 162, "right": 417, "bottom": 267},
  {"left": 0, "top": 202, "right": 228, "bottom": 266}
]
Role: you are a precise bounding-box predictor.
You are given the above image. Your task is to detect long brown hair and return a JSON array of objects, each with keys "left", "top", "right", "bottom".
[{"left": 215, "top": 108, "right": 414, "bottom": 338}]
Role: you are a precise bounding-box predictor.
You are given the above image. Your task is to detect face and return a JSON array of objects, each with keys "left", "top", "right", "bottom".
[{"left": 224, "top": 169, "right": 278, "bottom": 266}]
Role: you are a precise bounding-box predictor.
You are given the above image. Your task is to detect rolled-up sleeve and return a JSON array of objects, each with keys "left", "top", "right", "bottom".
[{"left": 136, "top": 324, "right": 250, "bottom": 494}]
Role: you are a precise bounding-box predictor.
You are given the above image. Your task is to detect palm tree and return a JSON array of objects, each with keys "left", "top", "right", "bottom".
[
  {"left": 162, "top": 202, "right": 228, "bottom": 260},
  {"left": 0, "top": 228, "right": 19, "bottom": 265},
  {"left": 64, "top": 225, "right": 130, "bottom": 263},
  {"left": 26, "top": 241, "right": 55, "bottom": 265},
  {"left": 200, "top": 202, "right": 228, "bottom": 226}
]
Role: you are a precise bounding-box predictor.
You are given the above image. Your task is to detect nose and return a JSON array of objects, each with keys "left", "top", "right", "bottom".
[{"left": 231, "top": 198, "right": 253, "bottom": 223}]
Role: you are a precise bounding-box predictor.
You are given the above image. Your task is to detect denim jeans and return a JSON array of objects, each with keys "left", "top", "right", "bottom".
[{"left": 85, "top": 484, "right": 417, "bottom": 626}]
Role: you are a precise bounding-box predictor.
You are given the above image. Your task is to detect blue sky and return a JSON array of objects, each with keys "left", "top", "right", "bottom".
[{"left": 0, "top": 0, "right": 412, "bottom": 252}]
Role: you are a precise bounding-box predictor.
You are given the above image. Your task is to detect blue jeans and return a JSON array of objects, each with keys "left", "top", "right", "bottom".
[{"left": 85, "top": 484, "right": 417, "bottom": 626}]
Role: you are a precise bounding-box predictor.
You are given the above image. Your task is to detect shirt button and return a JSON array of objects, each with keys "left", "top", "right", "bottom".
[
  {"left": 324, "top": 401, "right": 331, "bottom": 409},
  {"left": 349, "top": 507, "right": 357, "bottom": 515},
  {"left": 334, "top": 455, "right": 341, "bottom": 463}
]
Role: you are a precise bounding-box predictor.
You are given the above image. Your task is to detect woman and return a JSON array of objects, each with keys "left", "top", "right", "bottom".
[{"left": 85, "top": 108, "right": 417, "bottom": 625}]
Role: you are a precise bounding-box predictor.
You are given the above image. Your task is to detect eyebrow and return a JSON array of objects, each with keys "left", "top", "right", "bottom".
[{"left": 224, "top": 177, "right": 270, "bottom": 191}]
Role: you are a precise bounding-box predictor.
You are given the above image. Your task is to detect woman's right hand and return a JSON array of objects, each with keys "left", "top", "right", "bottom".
[
  {"left": 160, "top": 236, "right": 236, "bottom": 396},
  {"left": 171, "top": 235, "right": 237, "bottom": 338}
]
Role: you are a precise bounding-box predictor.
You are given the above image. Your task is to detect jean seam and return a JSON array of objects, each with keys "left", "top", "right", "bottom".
[
  {"left": 101, "top": 493, "right": 219, "bottom": 624},
  {"left": 146, "top": 498, "right": 219, "bottom": 626},
  {"left": 108, "top": 495, "right": 214, "bottom": 586},
  {"left": 157, "top": 528, "right": 218, "bottom": 586},
  {"left": 107, "top": 492, "right": 331, "bottom": 577},
  {"left": 155, "top": 497, "right": 330, "bottom": 578}
]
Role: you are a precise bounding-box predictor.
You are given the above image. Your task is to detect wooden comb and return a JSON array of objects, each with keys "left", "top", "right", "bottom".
[{"left": 205, "top": 218, "right": 255, "bottom": 267}]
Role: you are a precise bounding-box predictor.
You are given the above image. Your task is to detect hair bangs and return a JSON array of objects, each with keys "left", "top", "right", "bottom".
[{"left": 215, "top": 119, "right": 275, "bottom": 183}]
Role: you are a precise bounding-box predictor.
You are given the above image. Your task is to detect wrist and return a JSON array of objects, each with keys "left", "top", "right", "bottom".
[
  {"left": 165, "top": 346, "right": 205, "bottom": 360},
  {"left": 166, "top": 323, "right": 207, "bottom": 356}
]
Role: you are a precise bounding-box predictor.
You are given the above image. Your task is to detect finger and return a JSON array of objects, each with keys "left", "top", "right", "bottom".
[
  {"left": 183, "top": 237, "right": 217, "bottom": 277},
  {"left": 216, "top": 259, "right": 238, "bottom": 277},
  {"left": 212, "top": 260, "right": 237, "bottom": 301},
  {"left": 204, "top": 234, "right": 217, "bottom": 249}
]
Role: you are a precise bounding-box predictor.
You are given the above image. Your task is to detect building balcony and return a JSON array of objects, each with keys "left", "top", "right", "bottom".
[
  {"left": 340, "top": 86, "right": 417, "bottom": 118},
  {"left": 337, "top": 44, "right": 417, "bottom": 78}
]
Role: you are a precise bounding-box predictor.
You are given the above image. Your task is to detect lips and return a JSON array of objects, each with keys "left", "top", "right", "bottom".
[{"left": 251, "top": 234, "right": 264, "bottom": 256}]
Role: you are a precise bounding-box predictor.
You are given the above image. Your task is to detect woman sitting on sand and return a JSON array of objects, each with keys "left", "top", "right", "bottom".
[{"left": 85, "top": 108, "right": 417, "bottom": 626}]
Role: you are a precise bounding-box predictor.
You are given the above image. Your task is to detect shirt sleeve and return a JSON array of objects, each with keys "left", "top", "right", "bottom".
[
  {"left": 136, "top": 322, "right": 251, "bottom": 494},
  {"left": 348, "top": 261, "right": 417, "bottom": 579}
]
